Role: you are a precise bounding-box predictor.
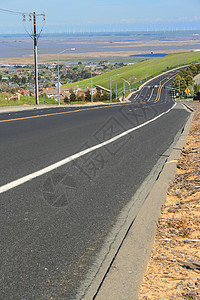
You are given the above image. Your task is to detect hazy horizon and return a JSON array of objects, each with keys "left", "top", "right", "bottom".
[{"left": 0, "top": 0, "right": 200, "bottom": 34}]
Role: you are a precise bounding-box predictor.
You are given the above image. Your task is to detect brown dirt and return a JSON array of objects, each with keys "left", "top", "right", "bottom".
[{"left": 139, "top": 102, "right": 200, "bottom": 300}]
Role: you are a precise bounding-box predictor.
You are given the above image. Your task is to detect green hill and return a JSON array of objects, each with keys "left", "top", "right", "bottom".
[{"left": 63, "top": 51, "right": 200, "bottom": 93}]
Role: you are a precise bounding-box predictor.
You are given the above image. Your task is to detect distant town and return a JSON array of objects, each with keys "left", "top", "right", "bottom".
[{"left": 0, "top": 60, "right": 129, "bottom": 103}]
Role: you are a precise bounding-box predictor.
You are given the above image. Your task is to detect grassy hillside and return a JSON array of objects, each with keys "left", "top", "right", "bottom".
[{"left": 64, "top": 51, "right": 200, "bottom": 93}]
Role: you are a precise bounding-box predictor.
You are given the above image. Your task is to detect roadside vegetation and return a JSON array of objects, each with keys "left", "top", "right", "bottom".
[{"left": 173, "top": 63, "right": 200, "bottom": 99}]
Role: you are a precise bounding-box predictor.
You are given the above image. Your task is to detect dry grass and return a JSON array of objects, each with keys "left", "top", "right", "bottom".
[{"left": 139, "top": 102, "right": 200, "bottom": 300}]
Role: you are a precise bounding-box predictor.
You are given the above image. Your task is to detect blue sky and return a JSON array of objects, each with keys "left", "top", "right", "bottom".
[{"left": 1, "top": 0, "right": 200, "bottom": 33}]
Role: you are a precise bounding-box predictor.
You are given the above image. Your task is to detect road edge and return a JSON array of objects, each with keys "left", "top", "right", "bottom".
[{"left": 93, "top": 104, "right": 194, "bottom": 300}]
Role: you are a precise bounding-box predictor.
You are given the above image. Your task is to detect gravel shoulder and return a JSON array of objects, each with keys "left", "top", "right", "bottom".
[{"left": 139, "top": 101, "right": 200, "bottom": 300}]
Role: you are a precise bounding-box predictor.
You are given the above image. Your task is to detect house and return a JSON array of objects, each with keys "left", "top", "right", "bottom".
[
  {"left": 2, "top": 77, "right": 9, "bottom": 81},
  {"left": 82, "top": 87, "right": 97, "bottom": 94},
  {"left": 41, "top": 88, "right": 57, "bottom": 99},
  {"left": 61, "top": 86, "right": 80, "bottom": 94},
  {"left": 60, "top": 91, "right": 71, "bottom": 101},
  {"left": 18, "top": 90, "right": 30, "bottom": 96}
]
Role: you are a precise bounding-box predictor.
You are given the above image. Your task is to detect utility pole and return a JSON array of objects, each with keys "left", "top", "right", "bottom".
[
  {"left": 122, "top": 78, "right": 130, "bottom": 102},
  {"left": 110, "top": 74, "right": 120, "bottom": 102},
  {"left": 23, "top": 11, "right": 45, "bottom": 105},
  {"left": 110, "top": 77, "right": 112, "bottom": 102},
  {"left": 57, "top": 48, "right": 75, "bottom": 105},
  {"left": 91, "top": 68, "right": 93, "bottom": 103},
  {"left": 33, "top": 12, "right": 39, "bottom": 105},
  {"left": 0, "top": 9, "right": 45, "bottom": 105},
  {"left": 123, "top": 81, "right": 125, "bottom": 102},
  {"left": 57, "top": 53, "right": 60, "bottom": 105}
]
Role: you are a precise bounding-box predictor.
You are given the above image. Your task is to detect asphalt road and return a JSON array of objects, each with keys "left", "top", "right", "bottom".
[{"left": 0, "top": 71, "right": 190, "bottom": 299}]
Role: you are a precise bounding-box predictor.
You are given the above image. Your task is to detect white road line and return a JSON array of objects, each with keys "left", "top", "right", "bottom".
[
  {"left": 0, "top": 103, "right": 177, "bottom": 194},
  {"left": 147, "top": 87, "right": 155, "bottom": 102}
]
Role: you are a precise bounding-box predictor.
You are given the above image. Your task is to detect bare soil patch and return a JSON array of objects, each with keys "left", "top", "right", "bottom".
[{"left": 139, "top": 102, "right": 200, "bottom": 300}]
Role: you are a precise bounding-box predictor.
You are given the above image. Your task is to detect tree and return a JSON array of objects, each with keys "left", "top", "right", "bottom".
[
  {"left": 185, "top": 75, "right": 193, "bottom": 86},
  {"left": 173, "top": 79, "right": 180, "bottom": 91},
  {"left": 194, "top": 84, "right": 200, "bottom": 95},
  {"left": 85, "top": 89, "right": 91, "bottom": 102},
  {"left": 194, "top": 91, "right": 200, "bottom": 100},
  {"left": 193, "top": 84, "right": 200, "bottom": 100},
  {"left": 10, "top": 87, "right": 16, "bottom": 94},
  {"left": 188, "top": 63, "right": 198, "bottom": 76},
  {"left": 12, "top": 75, "right": 19, "bottom": 84},
  {"left": 64, "top": 96, "right": 69, "bottom": 103},
  {"left": 180, "top": 78, "right": 187, "bottom": 92},
  {"left": 41, "top": 92, "right": 48, "bottom": 98},
  {"left": 112, "top": 91, "right": 116, "bottom": 100},
  {"left": 197, "top": 64, "right": 200, "bottom": 73},
  {"left": 70, "top": 92, "right": 76, "bottom": 102},
  {"left": 94, "top": 88, "right": 101, "bottom": 102},
  {"left": 21, "top": 76, "right": 26, "bottom": 84},
  {"left": 101, "top": 91, "right": 110, "bottom": 101},
  {"left": 77, "top": 94, "right": 85, "bottom": 102}
]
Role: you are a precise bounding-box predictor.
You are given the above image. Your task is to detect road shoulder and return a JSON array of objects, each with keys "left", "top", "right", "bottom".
[{"left": 94, "top": 103, "right": 194, "bottom": 300}]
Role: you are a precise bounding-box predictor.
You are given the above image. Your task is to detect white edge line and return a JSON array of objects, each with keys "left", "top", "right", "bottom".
[{"left": 0, "top": 103, "right": 177, "bottom": 194}]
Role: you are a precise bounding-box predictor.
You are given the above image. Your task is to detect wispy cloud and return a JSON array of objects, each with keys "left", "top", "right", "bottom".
[
  {"left": 120, "top": 16, "right": 200, "bottom": 24},
  {"left": 193, "top": 16, "right": 200, "bottom": 21},
  {"left": 121, "top": 18, "right": 165, "bottom": 24}
]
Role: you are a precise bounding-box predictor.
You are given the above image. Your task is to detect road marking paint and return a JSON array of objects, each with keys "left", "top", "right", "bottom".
[
  {"left": 147, "top": 87, "right": 155, "bottom": 102},
  {"left": 0, "top": 103, "right": 177, "bottom": 194},
  {"left": 155, "top": 73, "right": 177, "bottom": 102},
  {"left": 0, "top": 103, "right": 131, "bottom": 123}
]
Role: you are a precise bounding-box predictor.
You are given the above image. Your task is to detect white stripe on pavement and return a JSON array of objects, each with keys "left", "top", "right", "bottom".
[{"left": 0, "top": 103, "right": 177, "bottom": 194}]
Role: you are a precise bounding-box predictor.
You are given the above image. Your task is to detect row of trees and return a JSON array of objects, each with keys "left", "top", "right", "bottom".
[
  {"left": 0, "top": 74, "right": 29, "bottom": 85},
  {"left": 63, "top": 88, "right": 114, "bottom": 103},
  {"left": 173, "top": 63, "right": 200, "bottom": 98},
  {"left": 60, "top": 69, "right": 92, "bottom": 83}
]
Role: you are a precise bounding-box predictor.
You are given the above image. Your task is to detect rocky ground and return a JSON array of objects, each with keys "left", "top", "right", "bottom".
[{"left": 139, "top": 102, "right": 200, "bottom": 300}]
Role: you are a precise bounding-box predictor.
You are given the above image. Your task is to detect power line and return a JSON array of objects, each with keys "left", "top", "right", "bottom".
[
  {"left": 0, "top": 8, "right": 24, "bottom": 15},
  {"left": 0, "top": 8, "right": 45, "bottom": 105},
  {"left": 0, "top": 8, "right": 44, "bottom": 17}
]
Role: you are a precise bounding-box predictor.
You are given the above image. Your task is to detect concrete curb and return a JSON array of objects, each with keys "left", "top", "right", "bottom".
[
  {"left": 0, "top": 102, "right": 127, "bottom": 114},
  {"left": 93, "top": 104, "right": 194, "bottom": 300},
  {"left": 0, "top": 105, "right": 62, "bottom": 113}
]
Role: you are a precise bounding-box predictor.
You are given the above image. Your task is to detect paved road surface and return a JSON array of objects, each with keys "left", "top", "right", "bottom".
[{"left": 0, "top": 70, "right": 190, "bottom": 299}]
